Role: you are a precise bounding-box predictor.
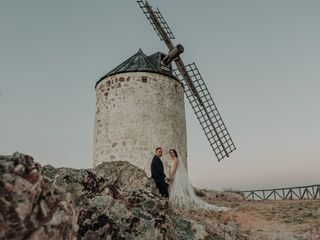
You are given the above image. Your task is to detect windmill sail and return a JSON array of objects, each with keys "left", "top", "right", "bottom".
[
  {"left": 137, "top": 0, "right": 175, "bottom": 41},
  {"left": 137, "top": 0, "right": 236, "bottom": 161},
  {"left": 173, "top": 63, "right": 236, "bottom": 161}
]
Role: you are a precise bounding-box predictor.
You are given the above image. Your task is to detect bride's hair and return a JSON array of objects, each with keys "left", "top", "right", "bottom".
[{"left": 170, "top": 149, "right": 178, "bottom": 158}]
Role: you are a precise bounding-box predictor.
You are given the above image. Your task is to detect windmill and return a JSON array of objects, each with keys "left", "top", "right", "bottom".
[{"left": 137, "top": 0, "right": 236, "bottom": 161}]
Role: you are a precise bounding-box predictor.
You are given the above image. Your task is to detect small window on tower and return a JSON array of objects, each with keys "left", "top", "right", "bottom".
[{"left": 142, "top": 76, "right": 148, "bottom": 83}]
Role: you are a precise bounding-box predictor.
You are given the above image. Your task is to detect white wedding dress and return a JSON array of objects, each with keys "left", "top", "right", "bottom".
[{"left": 169, "top": 158, "right": 229, "bottom": 212}]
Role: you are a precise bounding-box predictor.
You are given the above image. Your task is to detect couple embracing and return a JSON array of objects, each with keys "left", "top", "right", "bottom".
[{"left": 151, "top": 147, "right": 228, "bottom": 212}]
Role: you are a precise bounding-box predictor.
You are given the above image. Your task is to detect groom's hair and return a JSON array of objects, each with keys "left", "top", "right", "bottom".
[{"left": 155, "top": 147, "right": 162, "bottom": 152}]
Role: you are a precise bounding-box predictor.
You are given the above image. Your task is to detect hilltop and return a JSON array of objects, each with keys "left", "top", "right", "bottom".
[{"left": 0, "top": 153, "right": 319, "bottom": 239}]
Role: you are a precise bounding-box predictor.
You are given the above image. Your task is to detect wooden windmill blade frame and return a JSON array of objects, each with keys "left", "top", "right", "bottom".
[
  {"left": 137, "top": 0, "right": 236, "bottom": 161},
  {"left": 173, "top": 62, "right": 236, "bottom": 161}
]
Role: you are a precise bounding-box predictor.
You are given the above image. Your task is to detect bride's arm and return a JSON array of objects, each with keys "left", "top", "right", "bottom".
[{"left": 169, "top": 158, "right": 178, "bottom": 180}]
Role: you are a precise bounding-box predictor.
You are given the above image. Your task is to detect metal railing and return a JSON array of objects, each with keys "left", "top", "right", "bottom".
[{"left": 242, "top": 184, "right": 320, "bottom": 201}]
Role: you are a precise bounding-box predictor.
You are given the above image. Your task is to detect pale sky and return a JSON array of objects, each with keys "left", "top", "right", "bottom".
[{"left": 1, "top": 0, "right": 319, "bottom": 191}]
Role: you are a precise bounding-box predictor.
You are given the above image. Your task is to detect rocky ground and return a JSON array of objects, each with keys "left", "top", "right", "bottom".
[
  {"left": 179, "top": 189, "right": 320, "bottom": 240},
  {"left": 0, "top": 152, "right": 319, "bottom": 240}
]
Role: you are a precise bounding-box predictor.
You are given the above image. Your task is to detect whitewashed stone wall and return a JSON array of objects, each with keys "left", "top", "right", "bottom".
[{"left": 93, "top": 72, "right": 187, "bottom": 176}]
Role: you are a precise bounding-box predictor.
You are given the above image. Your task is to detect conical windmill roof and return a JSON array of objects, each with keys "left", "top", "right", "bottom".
[
  {"left": 96, "top": 49, "right": 162, "bottom": 88},
  {"left": 107, "top": 49, "right": 157, "bottom": 75}
]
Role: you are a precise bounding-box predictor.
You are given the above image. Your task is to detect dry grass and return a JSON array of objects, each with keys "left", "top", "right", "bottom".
[{"left": 177, "top": 190, "right": 320, "bottom": 240}]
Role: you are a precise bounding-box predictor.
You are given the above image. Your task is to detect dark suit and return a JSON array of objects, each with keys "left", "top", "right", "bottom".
[{"left": 151, "top": 155, "right": 169, "bottom": 198}]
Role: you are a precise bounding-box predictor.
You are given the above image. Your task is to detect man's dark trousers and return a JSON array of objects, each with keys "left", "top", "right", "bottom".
[{"left": 151, "top": 155, "right": 169, "bottom": 198}]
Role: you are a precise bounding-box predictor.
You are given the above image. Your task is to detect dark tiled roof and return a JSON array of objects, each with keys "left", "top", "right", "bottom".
[
  {"left": 99, "top": 49, "right": 157, "bottom": 80},
  {"left": 96, "top": 49, "right": 175, "bottom": 88}
]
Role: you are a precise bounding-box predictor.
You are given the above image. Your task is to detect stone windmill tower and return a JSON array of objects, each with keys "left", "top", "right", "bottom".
[
  {"left": 93, "top": 49, "right": 188, "bottom": 175},
  {"left": 94, "top": 1, "right": 237, "bottom": 176}
]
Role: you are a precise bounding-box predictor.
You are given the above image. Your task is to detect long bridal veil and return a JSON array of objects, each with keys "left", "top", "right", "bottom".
[{"left": 169, "top": 157, "right": 228, "bottom": 212}]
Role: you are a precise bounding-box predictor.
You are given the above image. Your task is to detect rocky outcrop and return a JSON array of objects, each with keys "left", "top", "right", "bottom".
[
  {"left": 43, "top": 161, "right": 207, "bottom": 239},
  {"left": 1, "top": 153, "right": 208, "bottom": 240},
  {"left": 0, "top": 152, "right": 78, "bottom": 240},
  {"left": 2, "top": 153, "right": 317, "bottom": 240},
  {"left": 195, "top": 188, "right": 245, "bottom": 202}
]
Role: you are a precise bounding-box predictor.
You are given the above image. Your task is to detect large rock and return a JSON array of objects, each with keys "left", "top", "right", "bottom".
[
  {"left": 0, "top": 152, "right": 78, "bottom": 240},
  {"left": 0, "top": 153, "right": 208, "bottom": 239},
  {"left": 43, "top": 161, "right": 207, "bottom": 239}
]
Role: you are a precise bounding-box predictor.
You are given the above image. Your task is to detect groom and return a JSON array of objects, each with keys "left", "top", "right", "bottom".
[{"left": 151, "top": 147, "right": 169, "bottom": 198}]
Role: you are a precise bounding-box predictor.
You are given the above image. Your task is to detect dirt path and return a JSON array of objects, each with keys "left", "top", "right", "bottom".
[
  {"left": 177, "top": 192, "right": 320, "bottom": 239},
  {"left": 224, "top": 200, "right": 320, "bottom": 239}
]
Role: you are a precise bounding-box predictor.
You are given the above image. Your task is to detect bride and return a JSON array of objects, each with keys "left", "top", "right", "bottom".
[{"left": 167, "top": 149, "right": 229, "bottom": 212}]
